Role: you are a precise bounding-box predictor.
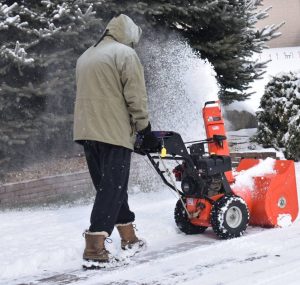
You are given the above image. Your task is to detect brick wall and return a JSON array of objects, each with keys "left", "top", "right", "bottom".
[{"left": 0, "top": 171, "right": 94, "bottom": 209}]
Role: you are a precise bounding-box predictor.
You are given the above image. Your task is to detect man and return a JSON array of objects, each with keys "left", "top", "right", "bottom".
[{"left": 73, "top": 14, "right": 155, "bottom": 264}]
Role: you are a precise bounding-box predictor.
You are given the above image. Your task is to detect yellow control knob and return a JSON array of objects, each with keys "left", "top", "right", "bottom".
[{"left": 161, "top": 147, "right": 167, "bottom": 157}]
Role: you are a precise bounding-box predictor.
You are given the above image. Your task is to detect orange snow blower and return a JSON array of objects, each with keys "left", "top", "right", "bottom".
[{"left": 135, "top": 101, "right": 298, "bottom": 239}]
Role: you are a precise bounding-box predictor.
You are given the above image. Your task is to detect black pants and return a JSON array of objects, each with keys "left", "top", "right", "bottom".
[{"left": 83, "top": 141, "right": 135, "bottom": 235}]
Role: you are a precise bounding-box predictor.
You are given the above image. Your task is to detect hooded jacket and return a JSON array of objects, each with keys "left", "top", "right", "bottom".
[{"left": 73, "top": 14, "right": 149, "bottom": 150}]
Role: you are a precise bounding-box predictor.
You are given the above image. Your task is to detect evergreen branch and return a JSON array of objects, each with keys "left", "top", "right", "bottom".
[
  {"left": 75, "top": 4, "right": 96, "bottom": 24},
  {"left": 0, "top": 3, "right": 28, "bottom": 30},
  {"left": 1, "top": 41, "right": 34, "bottom": 75}
]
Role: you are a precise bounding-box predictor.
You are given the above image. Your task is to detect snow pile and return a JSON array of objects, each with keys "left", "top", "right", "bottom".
[
  {"left": 233, "top": 157, "right": 276, "bottom": 190},
  {"left": 277, "top": 214, "right": 292, "bottom": 228}
]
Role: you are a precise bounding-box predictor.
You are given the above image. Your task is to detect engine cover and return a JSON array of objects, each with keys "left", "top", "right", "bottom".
[{"left": 193, "top": 155, "right": 232, "bottom": 176}]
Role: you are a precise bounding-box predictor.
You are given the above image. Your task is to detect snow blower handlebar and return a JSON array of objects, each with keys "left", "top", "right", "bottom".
[
  {"left": 184, "top": 134, "right": 227, "bottom": 148},
  {"left": 137, "top": 131, "right": 197, "bottom": 196},
  {"left": 136, "top": 131, "right": 233, "bottom": 199}
]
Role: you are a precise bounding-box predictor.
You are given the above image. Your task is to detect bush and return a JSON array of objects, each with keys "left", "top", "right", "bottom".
[{"left": 254, "top": 72, "right": 300, "bottom": 160}]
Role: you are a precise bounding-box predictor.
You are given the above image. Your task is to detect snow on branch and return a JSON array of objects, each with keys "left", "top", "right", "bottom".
[
  {"left": 75, "top": 5, "right": 96, "bottom": 24},
  {"left": 0, "top": 3, "right": 28, "bottom": 30},
  {"left": 53, "top": 3, "right": 71, "bottom": 20},
  {"left": 259, "top": 21, "right": 285, "bottom": 41},
  {"left": 41, "top": 0, "right": 54, "bottom": 9},
  {"left": 2, "top": 41, "right": 34, "bottom": 67},
  {"left": 33, "top": 23, "right": 62, "bottom": 38},
  {"left": 255, "top": 6, "right": 272, "bottom": 21},
  {"left": 0, "top": 2, "right": 18, "bottom": 15}
]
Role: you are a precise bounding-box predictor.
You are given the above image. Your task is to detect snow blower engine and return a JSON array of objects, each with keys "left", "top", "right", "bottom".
[{"left": 135, "top": 101, "right": 299, "bottom": 239}]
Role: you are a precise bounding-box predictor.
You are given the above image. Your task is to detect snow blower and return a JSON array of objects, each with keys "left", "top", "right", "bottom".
[{"left": 135, "top": 101, "right": 299, "bottom": 239}]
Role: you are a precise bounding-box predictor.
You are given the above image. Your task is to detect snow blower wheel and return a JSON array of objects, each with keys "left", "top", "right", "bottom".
[
  {"left": 211, "top": 195, "right": 249, "bottom": 239},
  {"left": 174, "top": 199, "right": 207, "bottom": 234}
]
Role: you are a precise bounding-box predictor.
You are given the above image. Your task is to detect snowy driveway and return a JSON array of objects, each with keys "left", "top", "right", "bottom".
[{"left": 1, "top": 163, "right": 300, "bottom": 285}]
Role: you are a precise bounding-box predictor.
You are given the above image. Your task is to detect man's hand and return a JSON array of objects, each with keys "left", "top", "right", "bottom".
[{"left": 134, "top": 123, "right": 160, "bottom": 154}]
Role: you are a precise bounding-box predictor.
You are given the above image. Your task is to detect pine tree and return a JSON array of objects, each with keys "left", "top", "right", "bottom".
[
  {"left": 285, "top": 121, "right": 300, "bottom": 161},
  {"left": 141, "top": 0, "right": 283, "bottom": 104},
  {"left": 254, "top": 72, "right": 300, "bottom": 161},
  {"left": 87, "top": 0, "right": 283, "bottom": 104},
  {"left": 0, "top": 0, "right": 284, "bottom": 178},
  {"left": 0, "top": 0, "right": 103, "bottom": 174}
]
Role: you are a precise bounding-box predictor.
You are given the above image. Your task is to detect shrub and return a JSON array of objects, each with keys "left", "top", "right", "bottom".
[{"left": 254, "top": 72, "right": 300, "bottom": 160}]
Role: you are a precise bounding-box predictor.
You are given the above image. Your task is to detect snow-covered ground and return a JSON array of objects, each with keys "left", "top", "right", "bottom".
[
  {"left": 0, "top": 158, "right": 299, "bottom": 285},
  {"left": 1, "top": 46, "right": 299, "bottom": 285}
]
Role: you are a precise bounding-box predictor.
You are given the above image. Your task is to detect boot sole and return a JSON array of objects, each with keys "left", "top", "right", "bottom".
[
  {"left": 82, "top": 257, "right": 124, "bottom": 270},
  {"left": 83, "top": 264, "right": 109, "bottom": 270},
  {"left": 83, "top": 257, "right": 109, "bottom": 262}
]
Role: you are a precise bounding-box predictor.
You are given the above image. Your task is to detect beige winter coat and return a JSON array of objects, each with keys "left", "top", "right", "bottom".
[{"left": 73, "top": 14, "right": 149, "bottom": 150}]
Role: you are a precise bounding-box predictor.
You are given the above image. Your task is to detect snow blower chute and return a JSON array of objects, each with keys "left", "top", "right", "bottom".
[{"left": 135, "top": 101, "right": 299, "bottom": 239}]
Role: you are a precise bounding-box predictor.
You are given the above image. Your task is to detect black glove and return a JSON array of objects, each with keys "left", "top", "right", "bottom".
[
  {"left": 134, "top": 123, "right": 160, "bottom": 154},
  {"left": 138, "top": 122, "right": 152, "bottom": 136}
]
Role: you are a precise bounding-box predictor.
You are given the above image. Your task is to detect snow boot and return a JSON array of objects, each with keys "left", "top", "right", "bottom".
[
  {"left": 116, "top": 223, "right": 145, "bottom": 250},
  {"left": 83, "top": 231, "right": 110, "bottom": 262}
]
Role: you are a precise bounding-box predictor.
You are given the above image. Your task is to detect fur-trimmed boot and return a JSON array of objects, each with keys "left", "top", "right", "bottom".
[
  {"left": 83, "top": 231, "right": 110, "bottom": 262},
  {"left": 116, "top": 223, "right": 145, "bottom": 250}
]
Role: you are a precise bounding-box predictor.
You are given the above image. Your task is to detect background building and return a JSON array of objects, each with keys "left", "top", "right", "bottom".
[{"left": 257, "top": 0, "right": 300, "bottom": 47}]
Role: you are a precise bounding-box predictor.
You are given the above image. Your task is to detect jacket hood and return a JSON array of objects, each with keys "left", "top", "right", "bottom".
[{"left": 106, "top": 14, "right": 142, "bottom": 46}]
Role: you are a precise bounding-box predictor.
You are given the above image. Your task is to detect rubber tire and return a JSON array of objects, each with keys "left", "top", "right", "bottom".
[
  {"left": 211, "top": 195, "right": 249, "bottom": 239},
  {"left": 174, "top": 199, "right": 207, "bottom": 234}
]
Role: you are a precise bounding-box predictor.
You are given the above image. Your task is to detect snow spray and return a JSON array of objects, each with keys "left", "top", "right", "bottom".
[
  {"left": 129, "top": 32, "right": 219, "bottom": 192},
  {"left": 138, "top": 33, "right": 218, "bottom": 141}
]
